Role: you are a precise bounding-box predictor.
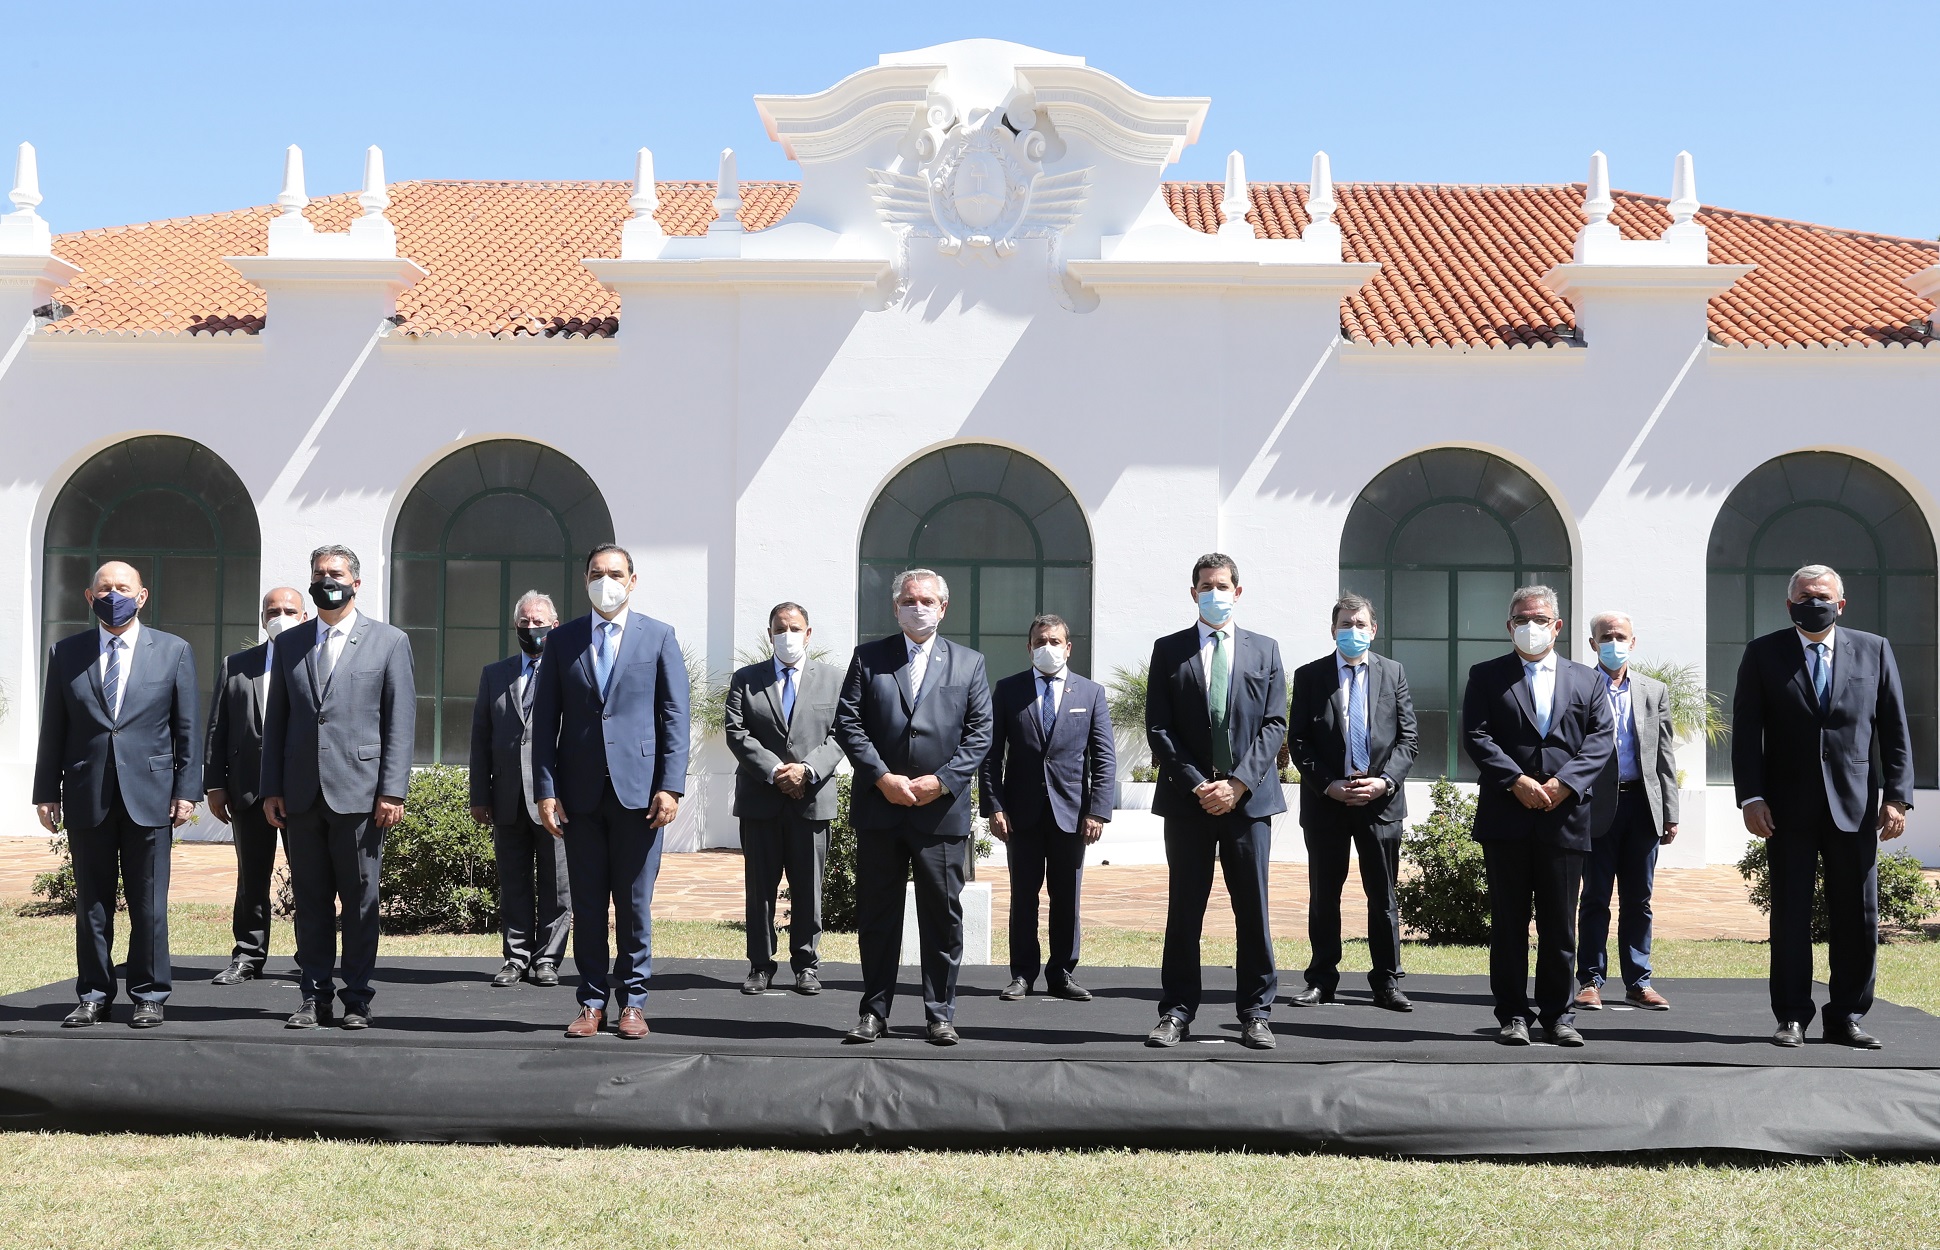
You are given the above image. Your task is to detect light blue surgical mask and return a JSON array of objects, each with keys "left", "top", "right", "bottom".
[
  {"left": 1597, "top": 640, "right": 1630, "bottom": 672},
  {"left": 1335, "top": 627, "right": 1373, "bottom": 660},
  {"left": 1197, "top": 589, "right": 1236, "bottom": 628}
]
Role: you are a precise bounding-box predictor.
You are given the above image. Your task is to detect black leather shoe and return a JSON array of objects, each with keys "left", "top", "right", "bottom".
[
  {"left": 1289, "top": 985, "right": 1335, "bottom": 1007},
  {"left": 1372, "top": 986, "right": 1413, "bottom": 1013},
  {"left": 1048, "top": 980, "right": 1092, "bottom": 1002},
  {"left": 844, "top": 1012, "right": 887, "bottom": 1044},
  {"left": 1239, "top": 1019, "right": 1276, "bottom": 1049},
  {"left": 341, "top": 1008, "right": 371, "bottom": 1031},
  {"left": 492, "top": 961, "right": 524, "bottom": 988},
  {"left": 528, "top": 962, "right": 560, "bottom": 987},
  {"left": 742, "top": 969, "right": 773, "bottom": 995},
  {"left": 62, "top": 1001, "right": 108, "bottom": 1028},
  {"left": 287, "top": 998, "right": 333, "bottom": 1029},
  {"left": 999, "top": 977, "right": 1029, "bottom": 1001},
  {"left": 1498, "top": 1018, "right": 1531, "bottom": 1046},
  {"left": 1773, "top": 1021, "right": 1806, "bottom": 1048},
  {"left": 211, "top": 958, "right": 257, "bottom": 986},
  {"left": 927, "top": 1020, "right": 960, "bottom": 1046},
  {"left": 1146, "top": 1015, "right": 1188, "bottom": 1047},
  {"left": 1824, "top": 1019, "right": 1882, "bottom": 1049},
  {"left": 793, "top": 970, "right": 821, "bottom": 995},
  {"left": 129, "top": 1001, "right": 165, "bottom": 1029},
  {"left": 1546, "top": 1020, "right": 1585, "bottom": 1047}
]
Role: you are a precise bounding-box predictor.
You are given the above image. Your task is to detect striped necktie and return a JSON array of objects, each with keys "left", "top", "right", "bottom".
[{"left": 103, "top": 636, "right": 125, "bottom": 721}]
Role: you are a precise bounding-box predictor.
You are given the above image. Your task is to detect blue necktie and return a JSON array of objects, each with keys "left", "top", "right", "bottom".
[
  {"left": 1039, "top": 676, "right": 1056, "bottom": 734},
  {"left": 1811, "top": 642, "right": 1831, "bottom": 714},
  {"left": 595, "top": 621, "right": 617, "bottom": 696},
  {"left": 780, "top": 665, "right": 797, "bottom": 724},
  {"left": 521, "top": 659, "right": 538, "bottom": 717},
  {"left": 1526, "top": 661, "right": 1552, "bottom": 737},
  {"left": 1347, "top": 664, "right": 1369, "bottom": 774},
  {"left": 103, "top": 636, "right": 124, "bottom": 721}
]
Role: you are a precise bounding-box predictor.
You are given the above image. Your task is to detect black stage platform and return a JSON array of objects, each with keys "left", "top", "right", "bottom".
[{"left": 4, "top": 957, "right": 1938, "bottom": 1156}]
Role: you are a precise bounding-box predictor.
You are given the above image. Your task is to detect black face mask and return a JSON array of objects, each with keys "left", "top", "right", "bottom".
[
  {"left": 310, "top": 577, "right": 355, "bottom": 611},
  {"left": 1788, "top": 597, "right": 1839, "bottom": 633},
  {"left": 517, "top": 624, "right": 553, "bottom": 657}
]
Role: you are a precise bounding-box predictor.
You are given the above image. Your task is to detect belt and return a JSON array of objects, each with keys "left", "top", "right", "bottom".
[{"left": 1617, "top": 781, "right": 1645, "bottom": 793}]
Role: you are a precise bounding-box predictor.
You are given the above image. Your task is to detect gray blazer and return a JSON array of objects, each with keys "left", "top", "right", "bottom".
[
  {"left": 469, "top": 653, "right": 540, "bottom": 826},
  {"left": 724, "top": 656, "right": 846, "bottom": 822},
  {"left": 204, "top": 641, "right": 269, "bottom": 809},
  {"left": 1588, "top": 668, "right": 1681, "bottom": 838},
  {"left": 261, "top": 613, "right": 417, "bottom": 816}
]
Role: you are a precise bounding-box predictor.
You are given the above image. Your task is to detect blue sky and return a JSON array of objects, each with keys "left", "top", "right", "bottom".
[{"left": 3, "top": 2, "right": 1934, "bottom": 238}]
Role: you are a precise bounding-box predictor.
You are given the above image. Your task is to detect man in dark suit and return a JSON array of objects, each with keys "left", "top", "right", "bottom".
[
  {"left": 203, "top": 586, "right": 308, "bottom": 985},
  {"left": 34, "top": 561, "right": 200, "bottom": 1029},
  {"left": 469, "top": 591, "right": 570, "bottom": 990},
  {"left": 723, "top": 601, "right": 847, "bottom": 996},
  {"left": 1573, "top": 611, "right": 1681, "bottom": 1013},
  {"left": 981, "top": 614, "right": 1116, "bottom": 1003},
  {"left": 262, "top": 544, "right": 417, "bottom": 1032},
  {"left": 1462, "top": 584, "right": 1613, "bottom": 1048},
  {"left": 531, "top": 543, "right": 690, "bottom": 1041},
  {"left": 1287, "top": 592, "right": 1418, "bottom": 1012},
  {"left": 1144, "top": 553, "right": 1287, "bottom": 1050},
  {"left": 833, "top": 568, "right": 992, "bottom": 1046},
  {"left": 1734, "top": 563, "right": 1913, "bottom": 1050}
]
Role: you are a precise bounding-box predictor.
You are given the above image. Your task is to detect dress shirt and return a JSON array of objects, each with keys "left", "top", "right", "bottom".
[
  {"left": 1336, "top": 654, "right": 1369, "bottom": 774},
  {"left": 906, "top": 632, "right": 937, "bottom": 697},
  {"left": 1742, "top": 626, "right": 1840, "bottom": 810},
  {"left": 1522, "top": 649, "right": 1558, "bottom": 737},
  {"left": 1196, "top": 619, "right": 1236, "bottom": 711},
  {"left": 97, "top": 618, "right": 140, "bottom": 716},
  {"left": 1604, "top": 669, "right": 1641, "bottom": 783},
  {"left": 594, "top": 607, "right": 628, "bottom": 650},
  {"left": 316, "top": 607, "right": 361, "bottom": 679},
  {"left": 771, "top": 655, "right": 814, "bottom": 784},
  {"left": 1036, "top": 668, "right": 1067, "bottom": 720}
]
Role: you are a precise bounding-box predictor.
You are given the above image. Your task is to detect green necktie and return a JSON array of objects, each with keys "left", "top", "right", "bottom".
[{"left": 1209, "top": 629, "right": 1234, "bottom": 773}]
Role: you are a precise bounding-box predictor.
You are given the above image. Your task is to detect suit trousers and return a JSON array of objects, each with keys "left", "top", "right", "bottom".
[
  {"left": 70, "top": 784, "right": 172, "bottom": 1006},
  {"left": 856, "top": 823, "right": 965, "bottom": 1023},
  {"left": 493, "top": 810, "right": 571, "bottom": 969},
  {"left": 1576, "top": 789, "right": 1659, "bottom": 990},
  {"left": 228, "top": 801, "right": 282, "bottom": 970},
  {"left": 562, "top": 779, "right": 664, "bottom": 1011},
  {"left": 1768, "top": 787, "right": 1878, "bottom": 1027},
  {"left": 1160, "top": 811, "right": 1278, "bottom": 1023},
  {"left": 1481, "top": 839, "right": 1584, "bottom": 1028},
  {"left": 1006, "top": 817, "right": 1086, "bottom": 986},
  {"left": 741, "top": 812, "right": 829, "bottom": 974},
  {"left": 1302, "top": 821, "right": 1403, "bottom": 993},
  {"left": 284, "top": 802, "right": 383, "bottom": 1011}
]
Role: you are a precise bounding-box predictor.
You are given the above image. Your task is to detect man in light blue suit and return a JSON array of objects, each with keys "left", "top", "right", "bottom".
[{"left": 531, "top": 543, "right": 690, "bottom": 1040}]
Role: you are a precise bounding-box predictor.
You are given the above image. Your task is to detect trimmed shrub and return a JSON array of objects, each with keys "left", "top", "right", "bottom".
[
  {"left": 380, "top": 764, "right": 499, "bottom": 933},
  {"left": 822, "top": 774, "right": 859, "bottom": 932},
  {"left": 23, "top": 832, "right": 125, "bottom": 917},
  {"left": 1398, "top": 777, "right": 1491, "bottom": 945},
  {"left": 1737, "top": 838, "right": 1940, "bottom": 941}
]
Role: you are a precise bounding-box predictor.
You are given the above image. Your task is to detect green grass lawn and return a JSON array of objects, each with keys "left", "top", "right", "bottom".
[{"left": 3, "top": 901, "right": 1939, "bottom": 1248}]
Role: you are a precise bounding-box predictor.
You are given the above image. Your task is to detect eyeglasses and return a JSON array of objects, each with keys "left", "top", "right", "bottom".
[{"left": 1510, "top": 615, "right": 1556, "bottom": 627}]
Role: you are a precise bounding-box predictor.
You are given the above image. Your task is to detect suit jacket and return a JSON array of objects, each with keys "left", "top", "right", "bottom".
[
  {"left": 34, "top": 625, "right": 201, "bottom": 830},
  {"left": 1588, "top": 668, "right": 1681, "bottom": 838},
  {"left": 530, "top": 609, "right": 690, "bottom": 813},
  {"left": 724, "top": 656, "right": 846, "bottom": 822},
  {"left": 469, "top": 653, "right": 543, "bottom": 826},
  {"left": 978, "top": 668, "right": 1116, "bottom": 834},
  {"left": 1462, "top": 650, "right": 1614, "bottom": 851},
  {"left": 1145, "top": 625, "right": 1289, "bottom": 821},
  {"left": 1731, "top": 626, "right": 1913, "bottom": 834},
  {"left": 204, "top": 641, "right": 270, "bottom": 810},
  {"left": 260, "top": 614, "right": 416, "bottom": 816},
  {"left": 834, "top": 633, "right": 993, "bottom": 839},
  {"left": 1288, "top": 650, "right": 1419, "bottom": 835}
]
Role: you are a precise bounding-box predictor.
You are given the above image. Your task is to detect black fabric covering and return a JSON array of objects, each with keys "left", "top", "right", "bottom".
[{"left": 3, "top": 957, "right": 1938, "bottom": 1156}]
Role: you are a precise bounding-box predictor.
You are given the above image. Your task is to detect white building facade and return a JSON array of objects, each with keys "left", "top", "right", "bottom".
[{"left": 2, "top": 41, "right": 1937, "bottom": 865}]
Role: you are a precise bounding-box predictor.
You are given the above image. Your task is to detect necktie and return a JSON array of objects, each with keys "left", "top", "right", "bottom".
[
  {"left": 1039, "top": 676, "right": 1057, "bottom": 734},
  {"left": 595, "top": 621, "right": 617, "bottom": 696},
  {"left": 909, "top": 644, "right": 927, "bottom": 708},
  {"left": 1811, "top": 642, "right": 1831, "bottom": 714},
  {"left": 781, "top": 665, "right": 797, "bottom": 724},
  {"left": 316, "top": 627, "right": 338, "bottom": 690},
  {"left": 1526, "top": 661, "right": 1551, "bottom": 737},
  {"left": 103, "top": 637, "right": 124, "bottom": 721},
  {"left": 1209, "top": 630, "right": 1233, "bottom": 773},
  {"left": 519, "top": 660, "right": 538, "bottom": 717},
  {"left": 1347, "top": 664, "right": 1369, "bottom": 774}
]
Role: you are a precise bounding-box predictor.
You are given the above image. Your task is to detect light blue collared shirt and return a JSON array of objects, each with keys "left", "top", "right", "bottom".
[{"left": 1604, "top": 670, "right": 1641, "bottom": 784}]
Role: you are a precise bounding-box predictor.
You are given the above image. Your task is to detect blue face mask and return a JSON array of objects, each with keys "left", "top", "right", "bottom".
[
  {"left": 92, "top": 589, "right": 139, "bottom": 628},
  {"left": 1335, "top": 627, "right": 1373, "bottom": 659},
  {"left": 1597, "top": 640, "right": 1630, "bottom": 672},
  {"left": 1197, "top": 589, "right": 1236, "bottom": 628}
]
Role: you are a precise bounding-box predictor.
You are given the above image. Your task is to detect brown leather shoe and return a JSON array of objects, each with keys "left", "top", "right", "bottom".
[
  {"left": 615, "top": 1007, "right": 650, "bottom": 1039},
  {"left": 1572, "top": 984, "right": 1603, "bottom": 1011},
  {"left": 565, "top": 1006, "right": 604, "bottom": 1038},
  {"left": 1625, "top": 985, "right": 1670, "bottom": 1011}
]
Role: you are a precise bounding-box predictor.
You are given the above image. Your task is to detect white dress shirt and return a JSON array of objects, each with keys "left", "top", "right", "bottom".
[
  {"left": 1035, "top": 668, "right": 1067, "bottom": 720},
  {"left": 1196, "top": 620, "right": 1234, "bottom": 715},
  {"left": 906, "top": 632, "right": 937, "bottom": 696},
  {"left": 97, "top": 618, "right": 140, "bottom": 717},
  {"left": 771, "top": 655, "right": 811, "bottom": 784},
  {"left": 1522, "top": 648, "right": 1558, "bottom": 735},
  {"left": 1742, "top": 627, "right": 1839, "bottom": 809},
  {"left": 316, "top": 607, "right": 361, "bottom": 678}
]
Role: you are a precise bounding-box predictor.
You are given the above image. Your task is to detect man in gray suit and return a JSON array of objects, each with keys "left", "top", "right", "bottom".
[
  {"left": 204, "top": 586, "right": 308, "bottom": 984},
  {"left": 469, "top": 591, "right": 570, "bottom": 989},
  {"left": 723, "top": 601, "right": 846, "bottom": 996},
  {"left": 1574, "top": 611, "right": 1680, "bottom": 1012},
  {"left": 262, "top": 544, "right": 416, "bottom": 1031}
]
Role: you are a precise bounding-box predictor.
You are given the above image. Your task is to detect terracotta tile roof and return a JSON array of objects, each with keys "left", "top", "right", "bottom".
[{"left": 41, "top": 179, "right": 1938, "bottom": 348}]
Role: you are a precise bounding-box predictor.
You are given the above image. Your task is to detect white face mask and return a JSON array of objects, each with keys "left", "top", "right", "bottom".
[
  {"left": 771, "top": 629, "right": 807, "bottom": 667},
  {"left": 1032, "top": 644, "right": 1068, "bottom": 676},
  {"left": 1513, "top": 620, "right": 1556, "bottom": 657},
  {"left": 264, "top": 615, "right": 298, "bottom": 641},
  {"left": 897, "top": 602, "right": 940, "bottom": 640},
  {"left": 588, "top": 574, "right": 630, "bottom": 615}
]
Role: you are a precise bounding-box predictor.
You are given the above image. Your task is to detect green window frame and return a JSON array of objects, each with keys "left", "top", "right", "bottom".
[
  {"left": 1705, "top": 451, "right": 1937, "bottom": 787},
  {"left": 41, "top": 436, "right": 262, "bottom": 719},
  {"left": 1340, "top": 449, "right": 1572, "bottom": 781},
  {"left": 858, "top": 445, "right": 1093, "bottom": 675},
  {"left": 391, "top": 441, "right": 614, "bottom": 765}
]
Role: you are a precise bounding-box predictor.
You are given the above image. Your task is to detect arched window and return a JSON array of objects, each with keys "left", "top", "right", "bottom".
[
  {"left": 1706, "top": 451, "right": 1937, "bottom": 786},
  {"left": 391, "top": 440, "right": 614, "bottom": 764},
  {"left": 1340, "top": 448, "right": 1573, "bottom": 780},
  {"left": 42, "top": 436, "right": 261, "bottom": 716},
  {"left": 859, "top": 444, "right": 1093, "bottom": 675}
]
